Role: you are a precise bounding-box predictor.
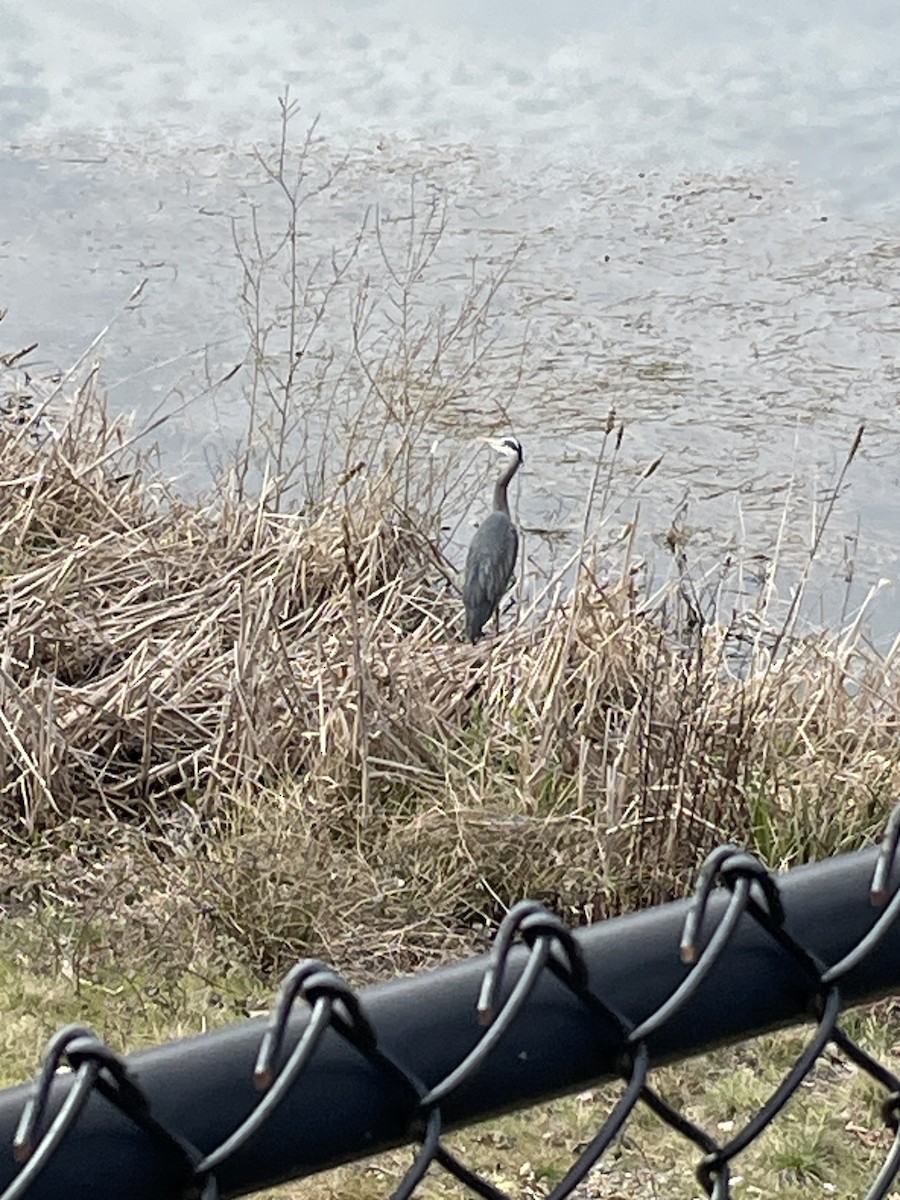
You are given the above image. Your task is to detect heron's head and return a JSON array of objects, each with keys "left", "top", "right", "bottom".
[{"left": 483, "top": 435, "right": 524, "bottom": 464}]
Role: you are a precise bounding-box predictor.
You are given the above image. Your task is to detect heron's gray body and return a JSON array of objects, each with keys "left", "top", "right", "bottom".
[
  {"left": 462, "top": 436, "right": 523, "bottom": 642},
  {"left": 463, "top": 511, "right": 519, "bottom": 642}
]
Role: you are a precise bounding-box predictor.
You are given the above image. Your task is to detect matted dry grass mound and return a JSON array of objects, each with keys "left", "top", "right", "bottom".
[{"left": 2, "top": 373, "right": 900, "bottom": 977}]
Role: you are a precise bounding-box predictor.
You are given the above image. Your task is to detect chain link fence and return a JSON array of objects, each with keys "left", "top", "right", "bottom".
[{"left": 3, "top": 808, "right": 900, "bottom": 1200}]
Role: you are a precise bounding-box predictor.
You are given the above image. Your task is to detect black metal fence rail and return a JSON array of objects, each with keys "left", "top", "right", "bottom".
[{"left": 4, "top": 818, "right": 900, "bottom": 1200}]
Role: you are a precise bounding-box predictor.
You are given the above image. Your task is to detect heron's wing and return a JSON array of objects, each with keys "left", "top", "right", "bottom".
[{"left": 462, "top": 515, "right": 519, "bottom": 639}]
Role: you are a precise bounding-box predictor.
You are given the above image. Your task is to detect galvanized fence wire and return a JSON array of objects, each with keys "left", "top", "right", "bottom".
[{"left": 5, "top": 808, "right": 900, "bottom": 1199}]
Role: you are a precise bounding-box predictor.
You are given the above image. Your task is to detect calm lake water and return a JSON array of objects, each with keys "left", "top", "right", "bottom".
[{"left": 1, "top": 0, "right": 899, "bottom": 641}]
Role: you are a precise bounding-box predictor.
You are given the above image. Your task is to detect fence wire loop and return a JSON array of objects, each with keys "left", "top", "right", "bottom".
[
  {"left": 4, "top": 1025, "right": 216, "bottom": 1200},
  {"left": 824, "top": 803, "right": 900, "bottom": 985},
  {"left": 478, "top": 900, "right": 589, "bottom": 1026},
  {"left": 253, "top": 963, "right": 464, "bottom": 1200},
  {"left": 631, "top": 854, "right": 771, "bottom": 1045},
  {"left": 192, "top": 961, "right": 368, "bottom": 1176},
  {"left": 419, "top": 902, "right": 580, "bottom": 1113},
  {"left": 13, "top": 1025, "right": 103, "bottom": 1164},
  {"left": 254, "top": 958, "right": 372, "bottom": 1089},
  {"left": 681, "top": 846, "right": 783, "bottom": 965},
  {"left": 719, "top": 851, "right": 786, "bottom": 927},
  {"left": 872, "top": 804, "right": 900, "bottom": 905}
]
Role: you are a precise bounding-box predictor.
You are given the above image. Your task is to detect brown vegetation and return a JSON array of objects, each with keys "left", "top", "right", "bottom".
[{"left": 1, "top": 366, "right": 896, "bottom": 993}]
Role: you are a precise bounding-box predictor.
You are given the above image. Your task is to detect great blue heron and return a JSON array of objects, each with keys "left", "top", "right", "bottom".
[{"left": 463, "top": 435, "right": 524, "bottom": 642}]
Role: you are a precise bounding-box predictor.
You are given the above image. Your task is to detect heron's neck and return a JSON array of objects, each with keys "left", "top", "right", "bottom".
[{"left": 493, "top": 457, "right": 521, "bottom": 515}]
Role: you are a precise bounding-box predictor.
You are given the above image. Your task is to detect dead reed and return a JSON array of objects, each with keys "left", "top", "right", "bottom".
[{"left": 1, "top": 364, "right": 898, "bottom": 984}]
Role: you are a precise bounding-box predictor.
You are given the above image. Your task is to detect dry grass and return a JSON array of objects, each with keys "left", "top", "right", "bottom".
[{"left": 1, "top": 368, "right": 899, "bottom": 989}]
